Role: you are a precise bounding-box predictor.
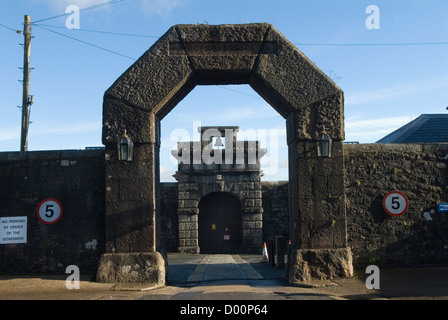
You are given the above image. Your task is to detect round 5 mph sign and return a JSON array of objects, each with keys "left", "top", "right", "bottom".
[
  {"left": 37, "top": 198, "right": 63, "bottom": 225},
  {"left": 383, "top": 191, "right": 409, "bottom": 216}
]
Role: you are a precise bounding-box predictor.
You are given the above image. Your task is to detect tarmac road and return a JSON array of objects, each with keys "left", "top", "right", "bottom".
[
  {"left": 143, "top": 253, "right": 334, "bottom": 301},
  {"left": 1, "top": 253, "right": 448, "bottom": 302}
]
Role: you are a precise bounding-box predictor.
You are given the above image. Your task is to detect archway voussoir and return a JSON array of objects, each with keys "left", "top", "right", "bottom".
[
  {"left": 105, "top": 26, "right": 194, "bottom": 113},
  {"left": 174, "top": 23, "right": 270, "bottom": 43},
  {"left": 252, "top": 25, "right": 342, "bottom": 110},
  {"left": 102, "top": 97, "right": 152, "bottom": 145},
  {"left": 173, "top": 24, "right": 272, "bottom": 80}
]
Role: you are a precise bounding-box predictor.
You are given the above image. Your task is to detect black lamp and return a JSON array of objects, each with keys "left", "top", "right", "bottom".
[
  {"left": 118, "top": 129, "right": 134, "bottom": 161},
  {"left": 317, "top": 132, "right": 332, "bottom": 157}
]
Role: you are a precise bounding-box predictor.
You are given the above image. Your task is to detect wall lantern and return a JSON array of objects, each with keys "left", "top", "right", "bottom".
[
  {"left": 317, "top": 132, "right": 333, "bottom": 157},
  {"left": 118, "top": 129, "right": 134, "bottom": 161}
]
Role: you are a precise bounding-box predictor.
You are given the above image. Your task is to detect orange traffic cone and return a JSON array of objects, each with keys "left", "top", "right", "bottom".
[{"left": 261, "top": 242, "right": 269, "bottom": 263}]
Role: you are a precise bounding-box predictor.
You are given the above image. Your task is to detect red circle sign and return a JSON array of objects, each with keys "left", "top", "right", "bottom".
[
  {"left": 36, "top": 198, "right": 63, "bottom": 225},
  {"left": 383, "top": 191, "right": 408, "bottom": 216}
]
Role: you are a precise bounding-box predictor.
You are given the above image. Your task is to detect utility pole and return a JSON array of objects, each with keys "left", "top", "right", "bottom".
[{"left": 20, "top": 15, "right": 32, "bottom": 152}]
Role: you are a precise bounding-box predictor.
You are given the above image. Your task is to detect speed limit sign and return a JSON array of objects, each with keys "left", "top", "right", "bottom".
[
  {"left": 36, "top": 198, "right": 63, "bottom": 224},
  {"left": 383, "top": 191, "right": 408, "bottom": 216}
]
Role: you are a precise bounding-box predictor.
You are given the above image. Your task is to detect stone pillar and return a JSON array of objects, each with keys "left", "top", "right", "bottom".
[
  {"left": 98, "top": 103, "right": 166, "bottom": 284},
  {"left": 177, "top": 177, "right": 200, "bottom": 253},
  {"left": 287, "top": 94, "right": 353, "bottom": 283},
  {"left": 103, "top": 143, "right": 155, "bottom": 253},
  {"left": 275, "top": 236, "right": 286, "bottom": 268},
  {"left": 241, "top": 174, "right": 264, "bottom": 253},
  {"left": 177, "top": 210, "right": 199, "bottom": 253}
]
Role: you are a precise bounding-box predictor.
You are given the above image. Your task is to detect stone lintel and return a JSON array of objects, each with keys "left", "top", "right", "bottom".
[{"left": 178, "top": 246, "right": 200, "bottom": 254}]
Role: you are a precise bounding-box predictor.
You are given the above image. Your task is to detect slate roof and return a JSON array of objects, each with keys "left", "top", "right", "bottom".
[{"left": 376, "top": 114, "right": 448, "bottom": 144}]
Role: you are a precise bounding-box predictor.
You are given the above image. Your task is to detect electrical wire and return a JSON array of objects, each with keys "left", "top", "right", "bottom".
[
  {"left": 33, "top": 24, "right": 136, "bottom": 61},
  {"left": 32, "top": 23, "right": 159, "bottom": 39},
  {"left": 0, "top": 22, "right": 21, "bottom": 34},
  {"left": 6, "top": 21, "right": 448, "bottom": 48},
  {"left": 217, "top": 85, "right": 259, "bottom": 98},
  {"left": 33, "top": 0, "right": 126, "bottom": 23},
  {"left": 32, "top": 23, "right": 448, "bottom": 47}
]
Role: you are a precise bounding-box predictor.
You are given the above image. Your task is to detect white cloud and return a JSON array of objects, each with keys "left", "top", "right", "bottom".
[
  {"left": 34, "top": 0, "right": 191, "bottom": 19},
  {"left": 140, "top": 0, "right": 189, "bottom": 18},
  {"left": 345, "top": 116, "right": 416, "bottom": 143},
  {"left": 38, "top": 0, "right": 191, "bottom": 18},
  {"left": 160, "top": 165, "right": 176, "bottom": 182},
  {"left": 64, "top": 0, "right": 107, "bottom": 6},
  {"left": 345, "top": 79, "right": 448, "bottom": 106},
  {"left": 36, "top": 0, "right": 109, "bottom": 12},
  {"left": 31, "top": 121, "right": 101, "bottom": 136},
  {"left": 168, "top": 104, "right": 278, "bottom": 126},
  {"left": 0, "top": 128, "right": 20, "bottom": 142}
]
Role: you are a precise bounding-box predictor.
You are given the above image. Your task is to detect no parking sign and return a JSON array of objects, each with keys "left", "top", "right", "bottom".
[
  {"left": 36, "top": 198, "right": 63, "bottom": 225},
  {"left": 383, "top": 191, "right": 408, "bottom": 217}
]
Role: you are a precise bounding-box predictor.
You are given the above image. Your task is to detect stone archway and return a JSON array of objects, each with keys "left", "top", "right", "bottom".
[{"left": 97, "top": 23, "right": 353, "bottom": 285}]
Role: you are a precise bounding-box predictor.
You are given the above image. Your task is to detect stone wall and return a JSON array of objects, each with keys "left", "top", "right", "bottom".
[
  {"left": 344, "top": 144, "right": 448, "bottom": 268},
  {"left": 174, "top": 170, "right": 264, "bottom": 254},
  {"left": 0, "top": 150, "right": 105, "bottom": 274},
  {"left": 158, "top": 181, "right": 291, "bottom": 252},
  {"left": 261, "top": 181, "right": 290, "bottom": 242},
  {"left": 1, "top": 143, "right": 448, "bottom": 275},
  {"left": 159, "top": 183, "right": 178, "bottom": 252}
]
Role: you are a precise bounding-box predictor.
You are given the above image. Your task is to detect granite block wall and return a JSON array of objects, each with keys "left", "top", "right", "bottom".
[
  {"left": 261, "top": 181, "right": 289, "bottom": 242},
  {"left": 159, "top": 183, "right": 178, "bottom": 252},
  {"left": 344, "top": 144, "right": 448, "bottom": 268},
  {"left": 1, "top": 143, "right": 447, "bottom": 274},
  {"left": 0, "top": 150, "right": 105, "bottom": 274}
]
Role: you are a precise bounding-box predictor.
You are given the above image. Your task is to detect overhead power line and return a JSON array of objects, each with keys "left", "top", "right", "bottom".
[
  {"left": 28, "top": 0, "right": 138, "bottom": 61},
  {"left": 32, "top": 23, "right": 159, "bottom": 39},
  {"left": 0, "top": 22, "right": 22, "bottom": 34},
  {"left": 30, "top": 23, "right": 448, "bottom": 47},
  {"left": 33, "top": 24, "right": 137, "bottom": 61},
  {"left": 33, "top": 0, "right": 126, "bottom": 23}
]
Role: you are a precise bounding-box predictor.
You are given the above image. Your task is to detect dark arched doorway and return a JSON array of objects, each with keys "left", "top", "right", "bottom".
[{"left": 198, "top": 192, "right": 242, "bottom": 254}]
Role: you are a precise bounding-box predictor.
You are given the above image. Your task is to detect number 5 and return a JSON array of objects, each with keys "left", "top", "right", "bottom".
[
  {"left": 45, "top": 204, "right": 55, "bottom": 218},
  {"left": 391, "top": 197, "right": 400, "bottom": 210}
]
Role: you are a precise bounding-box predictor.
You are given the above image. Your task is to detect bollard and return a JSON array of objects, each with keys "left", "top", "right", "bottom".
[
  {"left": 275, "top": 236, "right": 286, "bottom": 268},
  {"left": 269, "top": 239, "right": 276, "bottom": 267}
]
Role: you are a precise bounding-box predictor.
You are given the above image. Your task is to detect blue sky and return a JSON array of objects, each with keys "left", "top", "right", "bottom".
[{"left": 1, "top": 0, "right": 447, "bottom": 181}]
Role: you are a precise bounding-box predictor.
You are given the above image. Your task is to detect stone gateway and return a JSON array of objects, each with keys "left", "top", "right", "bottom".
[
  {"left": 99, "top": 23, "right": 352, "bottom": 284},
  {"left": 0, "top": 24, "right": 446, "bottom": 281},
  {"left": 173, "top": 126, "right": 266, "bottom": 254}
]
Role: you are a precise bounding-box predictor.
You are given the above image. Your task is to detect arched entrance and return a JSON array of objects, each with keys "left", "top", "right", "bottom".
[
  {"left": 98, "top": 23, "right": 353, "bottom": 285},
  {"left": 198, "top": 192, "right": 242, "bottom": 254}
]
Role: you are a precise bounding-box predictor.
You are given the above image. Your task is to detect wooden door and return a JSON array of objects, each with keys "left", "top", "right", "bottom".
[{"left": 198, "top": 192, "right": 242, "bottom": 254}]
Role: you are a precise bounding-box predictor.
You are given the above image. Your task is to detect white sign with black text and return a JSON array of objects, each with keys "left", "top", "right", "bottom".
[{"left": 0, "top": 216, "right": 27, "bottom": 244}]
